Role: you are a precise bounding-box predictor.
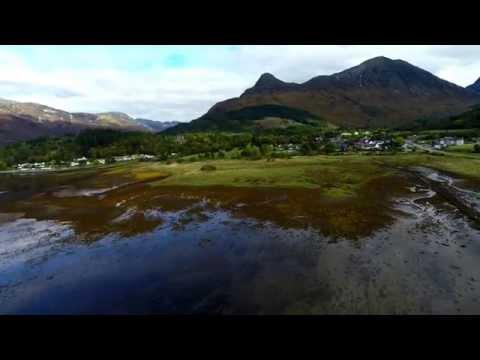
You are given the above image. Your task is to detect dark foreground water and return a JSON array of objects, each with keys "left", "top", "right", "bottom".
[{"left": 1, "top": 169, "right": 480, "bottom": 314}]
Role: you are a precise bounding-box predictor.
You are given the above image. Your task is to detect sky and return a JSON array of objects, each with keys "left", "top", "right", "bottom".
[{"left": 1, "top": 45, "right": 480, "bottom": 122}]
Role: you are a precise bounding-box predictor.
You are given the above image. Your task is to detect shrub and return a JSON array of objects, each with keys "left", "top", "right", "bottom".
[
  {"left": 200, "top": 164, "right": 216, "bottom": 171},
  {"left": 474, "top": 144, "right": 480, "bottom": 153},
  {"left": 323, "top": 143, "right": 336, "bottom": 154},
  {"left": 241, "top": 144, "right": 261, "bottom": 160}
]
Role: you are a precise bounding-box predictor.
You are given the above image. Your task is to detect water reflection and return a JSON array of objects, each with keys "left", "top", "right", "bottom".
[
  {"left": 0, "top": 171, "right": 411, "bottom": 241},
  {"left": 0, "top": 170, "right": 480, "bottom": 314}
]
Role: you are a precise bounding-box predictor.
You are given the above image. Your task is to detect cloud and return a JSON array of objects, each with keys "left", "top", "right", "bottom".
[
  {"left": 0, "top": 80, "right": 81, "bottom": 99},
  {"left": 0, "top": 45, "right": 479, "bottom": 122}
]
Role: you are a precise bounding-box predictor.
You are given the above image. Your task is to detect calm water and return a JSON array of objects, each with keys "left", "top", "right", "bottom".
[{"left": 1, "top": 169, "right": 480, "bottom": 314}]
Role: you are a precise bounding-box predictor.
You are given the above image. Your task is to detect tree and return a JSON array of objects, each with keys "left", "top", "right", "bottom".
[
  {"left": 300, "top": 142, "right": 314, "bottom": 155},
  {"left": 260, "top": 144, "right": 273, "bottom": 157},
  {"left": 241, "top": 144, "right": 261, "bottom": 159},
  {"left": 392, "top": 136, "right": 405, "bottom": 149},
  {"left": 323, "top": 143, "right": 336, "bottom": 154}
]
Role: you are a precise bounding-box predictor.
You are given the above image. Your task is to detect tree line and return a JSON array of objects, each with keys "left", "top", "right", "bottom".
[{"left": 0, "top": 127, "right": 402, "bottom": 170}]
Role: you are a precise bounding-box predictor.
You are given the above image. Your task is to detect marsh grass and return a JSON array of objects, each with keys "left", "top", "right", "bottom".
[
  {"left": 50, "top": 152, "right": 480, "bottom": 201},
  {"left": 5, "top": 152, "right": 480, "bottom": 240}
]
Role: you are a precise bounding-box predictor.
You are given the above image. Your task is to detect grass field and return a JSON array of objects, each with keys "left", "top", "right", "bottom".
[
  {"left": 97, "top": 152, "right": 480, "bottom": 199},
  {"left": 446, "top": 144, "right": 476, "bottom": 153}
]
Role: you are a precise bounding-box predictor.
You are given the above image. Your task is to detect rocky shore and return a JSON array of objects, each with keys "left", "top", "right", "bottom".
[{"left": 408, "top": 166, "right": 480, "bottom": 223}]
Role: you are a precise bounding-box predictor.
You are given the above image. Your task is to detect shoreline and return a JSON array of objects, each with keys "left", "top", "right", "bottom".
[{"left": 407, "top": 166, "right": 480, "bottom": 223}]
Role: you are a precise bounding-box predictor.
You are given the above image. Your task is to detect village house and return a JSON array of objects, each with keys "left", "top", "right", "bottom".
[
  {"left": 16, "top": 162, "right": 53, "bottom": 171},
  {"left": 432, "top": 137, "right": 464, "bottom": 150},
  {"left": 275, "top": 143, "right": 300, "bottom": 153},
  {"left": 354, "top": 139, "right": 385, "bottom": 151},
  {"left": 75, "top": 157, "right": 88, "bottom": 166},
  {"left": 140, "top": 154, "right": 155, "bottom": 160},
  {"left": 402, "top": 141, "right": 416, "bottom": 152},
  {"left": 114, "top": 154, "right": 156, "bottom": 162},
  {"left": 114, "top": 155, "right": 134, "bottom": 162},
  {"left": 285, "top": 143, "right": 300, "bottom": 153}
]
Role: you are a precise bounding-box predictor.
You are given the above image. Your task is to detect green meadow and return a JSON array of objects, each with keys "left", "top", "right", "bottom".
[{"left": 98, "top": 152, "right": 480, "bottom": 199}]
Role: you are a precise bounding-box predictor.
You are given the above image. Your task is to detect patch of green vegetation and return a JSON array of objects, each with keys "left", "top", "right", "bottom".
[
  {"left": 446, "top": 144, "right": 475, "bottom": 154},
  {"left": 102, "top": 155, "right": 394, "bottom": 200},
  {"left": 165, "top": 104, "right": 330, "bottom": 134},
  {"left": 253, "top": 117, "right": 300, "bottom": 129},
  {"left": 140, "top": 152, "right": 480, "bottom": 194},
  {"left": 375, "top": 152, "right": 480, "bottom": 179}
]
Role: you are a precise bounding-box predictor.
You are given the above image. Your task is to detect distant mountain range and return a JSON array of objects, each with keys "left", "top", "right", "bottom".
[
  {"left": 0, "top": 98, "right": 178, "bottom": 145},
  {"left": 169, "top": 56, "right": 480, "bottom": 133},
  {"left": 135, "top": 118, "right": 180, "bottom": 132},
  {"left": 2, "top": 56, "right": 480, "bottom": 145}
]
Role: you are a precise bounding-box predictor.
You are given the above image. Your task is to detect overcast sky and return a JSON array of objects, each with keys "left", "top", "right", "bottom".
[{"left": 1, "top": 45, "right": 480, "bottom": 122}]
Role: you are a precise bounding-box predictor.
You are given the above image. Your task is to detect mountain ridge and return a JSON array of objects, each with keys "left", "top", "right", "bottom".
[
  {"left": 467, "top": 77, "right": 480, "bottom": 93},
  {"left": 0, "top": 98, "right": 175, "bottom": 145},
  {"left": 170, "top": 56, "right": 480, "bottom": 133}
]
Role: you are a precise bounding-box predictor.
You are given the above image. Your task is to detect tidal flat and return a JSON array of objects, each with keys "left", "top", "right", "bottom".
[{"left": 1, "top": 154, "right": 480, "bottom": 314}]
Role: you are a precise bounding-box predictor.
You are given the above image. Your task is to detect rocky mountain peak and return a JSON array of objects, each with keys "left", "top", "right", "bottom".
[
  {"left": 255, "top": 73, "right": 284, "bottom": 87},
  {"left": 242, "top": 72, "right": 299, "bottom": 96},
  {"left": 326, "top": 56, "right": 467, "bottom": 94}
]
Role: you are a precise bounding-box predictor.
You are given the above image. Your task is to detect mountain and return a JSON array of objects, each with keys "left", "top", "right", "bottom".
[
  {"left": 0, "top": 98, "right": 171, "bottom": 145},
  {"left": 467, "top": 78, "right": 480, "bottom": 94},
  {"left": 168, "top": 56, "right": 480, "bottom": 133},
  {"left": 135, "top": 118, "right": 180, "bottom": 132}
]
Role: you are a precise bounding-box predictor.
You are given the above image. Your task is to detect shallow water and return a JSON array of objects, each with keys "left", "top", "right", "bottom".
[{"left": 0, "top": 168, "right": 480, "bottom": 314}]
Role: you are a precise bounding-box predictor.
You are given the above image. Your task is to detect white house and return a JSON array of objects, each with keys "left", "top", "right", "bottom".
[
  {"left": 433, "top": 137, "right": 464, "bottom": 149},
  {"left": 139, "top": 154, "right": 155, "bottom": 160}
]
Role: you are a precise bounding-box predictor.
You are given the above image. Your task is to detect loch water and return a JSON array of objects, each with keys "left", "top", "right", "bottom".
[{"left": 1, "top": 169, "right": 480, "bottom": 314}]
